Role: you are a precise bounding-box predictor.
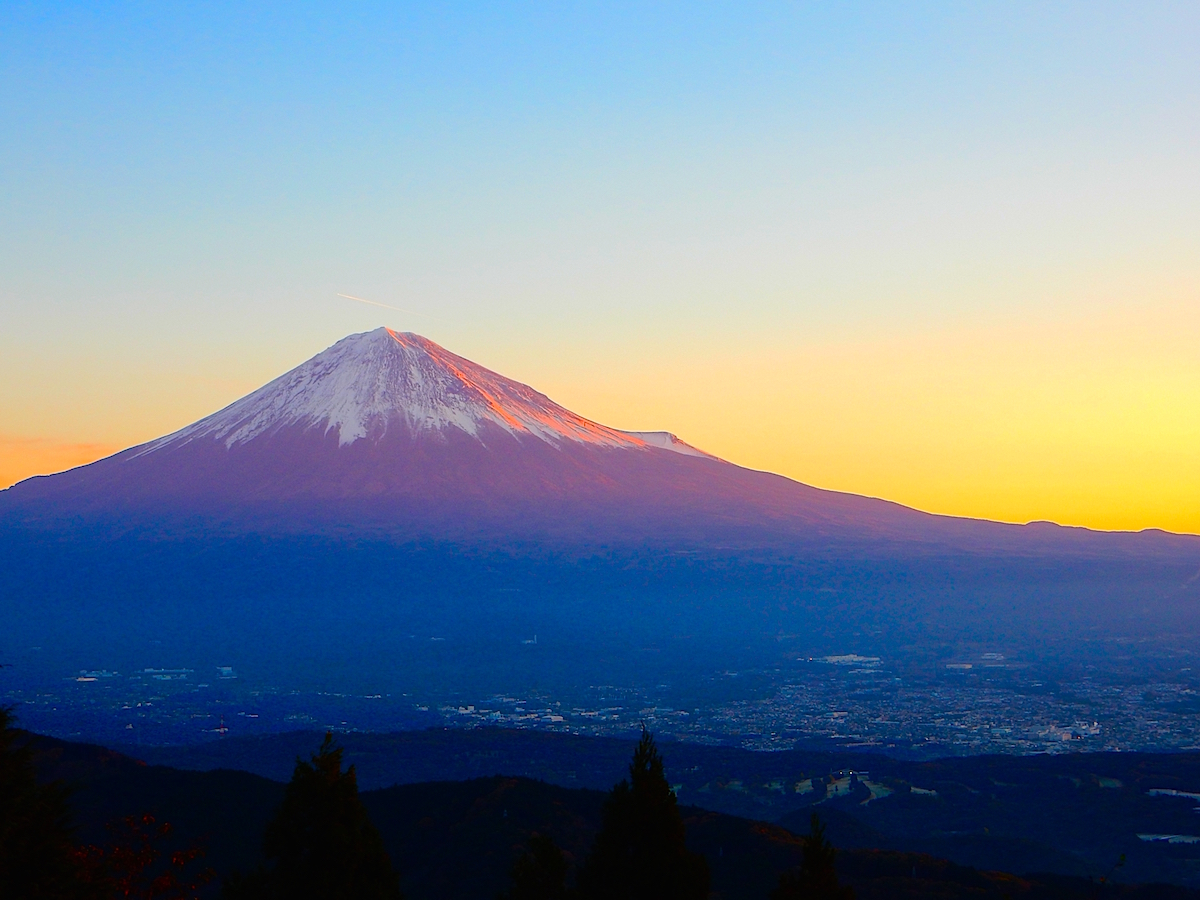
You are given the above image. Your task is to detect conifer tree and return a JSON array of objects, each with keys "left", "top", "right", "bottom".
[
  {"left": 225, "top": 732, "right": 402, "bottom": 900},
  {"left": 0, "top": 706, "right": 84, "bottom": 900},
  {"left": 772, "top": 813, "right": 854, "bottom": 900},
  {"left": 577, "top": 728, "right": 708, "bottom": 900}
]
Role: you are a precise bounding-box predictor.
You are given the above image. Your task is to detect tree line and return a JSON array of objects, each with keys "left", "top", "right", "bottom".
[{"left": 0, "top": 707, "right": 852, "bottom": 899}]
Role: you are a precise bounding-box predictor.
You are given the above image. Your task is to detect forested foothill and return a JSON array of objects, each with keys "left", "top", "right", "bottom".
[
  {"left": 134, "top": 724, "right": 1200, "bottom": 888},
  {"left": 5, "top": 710, "right": 1200, "bottom": 899}
]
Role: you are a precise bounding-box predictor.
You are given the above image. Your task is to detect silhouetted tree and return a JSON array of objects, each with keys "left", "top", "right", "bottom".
[
  {"left": 772, "top": 813, "right": 854, "bottom": 900},
  {"left": 577, "top": 728, "right": 708, "bottom": 900},
  {"left": 224, "top": 732, "right": 401, "bottom": 900},
  {"left": 0, "top": 706, "right": 85, "bottom": 899},
  {"left": 502, "top": 832, "right": 571, "bottom": 900}
]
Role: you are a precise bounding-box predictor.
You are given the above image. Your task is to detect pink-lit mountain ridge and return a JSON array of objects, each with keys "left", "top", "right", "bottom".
[{"left": 2, "top": 327, "right": 1196, "bottom": 556}]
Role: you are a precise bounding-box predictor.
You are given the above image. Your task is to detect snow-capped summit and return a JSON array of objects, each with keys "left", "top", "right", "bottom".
[
  {"left": 143, "top": 328, "right": 711, "bottom": 458},
  {"left": 1, "top": 327, "right": 734, "bottom": 522}
]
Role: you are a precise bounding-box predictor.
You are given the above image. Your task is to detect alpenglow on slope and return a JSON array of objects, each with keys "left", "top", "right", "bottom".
[
  {"left": 148, "top": 328, "right": 711, "bottom": 456},
  {"left": 2, "top": 327, "right": 1196, "bottom": 556}
]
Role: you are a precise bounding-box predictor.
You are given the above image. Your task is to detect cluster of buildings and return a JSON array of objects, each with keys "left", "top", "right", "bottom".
[
  {"left": 437, "top": 654, "right": 1200, "bottom": 758},
  {"left": 9, "top": 649, "right": 1200, "bottom": 758}
]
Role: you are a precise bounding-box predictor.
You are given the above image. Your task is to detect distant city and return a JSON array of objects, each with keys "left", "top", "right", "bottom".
[{"left": 10, "top": 639, "right": 1199, "bottom": 758}]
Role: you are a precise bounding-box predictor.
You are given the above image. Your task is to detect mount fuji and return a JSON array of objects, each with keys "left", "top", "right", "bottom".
[
  {"left": 4, "top": 327, "right": 729, "bottom": 538},
  {"left": 4, "top": 327, "right": 1194, "bottom": 558},
  {"left": 2, "top": 329, "right": 1198, "bottom": 701}
]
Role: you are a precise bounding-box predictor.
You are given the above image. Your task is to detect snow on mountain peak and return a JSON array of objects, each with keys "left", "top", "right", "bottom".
[{"left": 143, "top": 328, "right": 713, "bottom": 457}]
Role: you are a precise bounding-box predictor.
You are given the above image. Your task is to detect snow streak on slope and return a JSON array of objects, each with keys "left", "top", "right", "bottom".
[
  {"left": 140, "top": 328, "right": 712, "bottom": 457},
  {"left": 624, "top": 431, "right": 715, "bottom": 459}
]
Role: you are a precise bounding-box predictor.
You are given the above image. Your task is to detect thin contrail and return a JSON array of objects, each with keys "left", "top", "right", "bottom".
[
  {"left": 338, "top": 292, "right": 402, "bottom": 311},
  {"left": 337, "top": 293, "right": 441, "bottom": 322}
]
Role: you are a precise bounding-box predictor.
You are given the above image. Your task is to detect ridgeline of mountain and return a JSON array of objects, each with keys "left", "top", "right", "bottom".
[{"left": 2, "top": 327, "right": 1195, "bottom": 558}]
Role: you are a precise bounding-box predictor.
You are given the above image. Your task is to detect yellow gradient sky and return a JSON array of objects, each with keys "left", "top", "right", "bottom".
[{"left": 546, "top": 301, "right": 1200, "bottom": 534}]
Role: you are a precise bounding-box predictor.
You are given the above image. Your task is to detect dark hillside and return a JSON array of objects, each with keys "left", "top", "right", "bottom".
[
  {"left": 136, "top": 726, "right": 1200, "bottom": 887},
  {"left": 23, "top": 730, "right": 283, "bottom": 877},
  {"left": 17, "top": 729, "right": 1200, "bottom": 899}
]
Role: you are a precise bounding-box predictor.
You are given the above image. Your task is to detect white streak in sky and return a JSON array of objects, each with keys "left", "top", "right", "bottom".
[
  {"left": 338, "top": 293, "right": 403, "bottom": 311},
  {"left": 337, "top": 293, "right": 442, "bottom": 322}
]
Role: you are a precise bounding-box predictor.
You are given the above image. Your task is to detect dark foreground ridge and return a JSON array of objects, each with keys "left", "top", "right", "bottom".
[
  {"left": 129, "top": 725, "right": 1200, "bottom": 889},
  {"left": 14, "top": 725, "right": 1200, "bottom": 899}
]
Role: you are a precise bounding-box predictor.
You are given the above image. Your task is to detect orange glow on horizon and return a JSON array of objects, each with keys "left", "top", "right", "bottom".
[{"left": 0, "top": 435, "right": 119, "bottom": 491}]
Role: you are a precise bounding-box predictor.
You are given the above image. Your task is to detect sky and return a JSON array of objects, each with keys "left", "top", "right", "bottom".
[{"left": 1, "top": 2, "right": 1197, "bottom": 533}]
